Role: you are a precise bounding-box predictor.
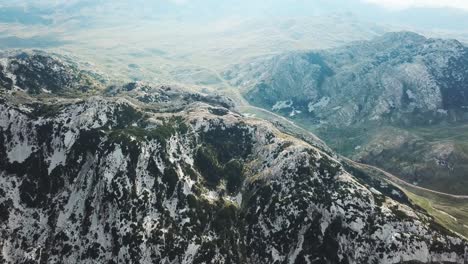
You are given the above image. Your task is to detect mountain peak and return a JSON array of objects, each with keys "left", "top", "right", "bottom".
[
  {"left": 0, "top": 51, "right": 103, "bottom": 95},
  {"left": 379, "top": 31, "right": 427, "bottom": 43}
]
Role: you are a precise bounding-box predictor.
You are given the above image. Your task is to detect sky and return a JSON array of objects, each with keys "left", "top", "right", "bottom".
[
  {"left": 363, "top": 0, "right": 468, "bottom": 11},
  {"left": 1, "top": 1, "right": 468, "bottom": 33},
  {"left": 164, "top": 0, "right": 468, "bottom": 11},
  {"left": 2, "top": 0, "right": 468, "bottom": 11}
]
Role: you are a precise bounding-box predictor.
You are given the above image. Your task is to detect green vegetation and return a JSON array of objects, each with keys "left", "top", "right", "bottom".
[
  {"left": 194, "top": 146, "right": 222, "bottom": 186},
  {"left": 194, "top": 146, "right": 245, "bottom": 193},
  {"left": 213, "top": 200, "right": 238, "bottom": 232},
  {"left": 162, "top": 167, "right": 179, "bottom": 198},
  {"left": 403, "top": 187, "right": 468, "bottom": 238},
  {"left": 406, "top": 123, "right": 468, "bottom": 142},
  {"left": 224, "top": 160, "right": 245, "bottom": 194},
  {"left": 353, "top": 160, "right": 468, "bottom": 238},
  {"left": 358, "top": 124, "right": 468, "bottom": 195},
  {"left": 30, "top": 103, "right": 63, "bottom": 118},
  {"left": 108, "top": 116, "right": 189, "bottom": 145},
  {"left": 201, "top": 125, "right": 252, "bottom": 163}
]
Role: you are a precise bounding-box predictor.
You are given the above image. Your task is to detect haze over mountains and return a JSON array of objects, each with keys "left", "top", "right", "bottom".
[{"left": 1, "top": 0, "right": 468, "bottom": 87}]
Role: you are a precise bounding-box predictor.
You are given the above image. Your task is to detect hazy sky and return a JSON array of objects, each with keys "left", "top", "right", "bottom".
[
  {"left": 0, "top": 0, "right": 468, "bottom": 32},
  {"left": 1, "top": 0, "right": 468, "bottom": 11},
  {"left": 363, "top": 0, "right": 468, "bottom": 11},
  {"left": 166, "top": 0, "right": 468, "bottom": 11},
  {"left": 168, "top": 0, "right": 468, "bottom": 11},
  {"left": 119, "top": 0, "right": 468, "bottom": 11}
]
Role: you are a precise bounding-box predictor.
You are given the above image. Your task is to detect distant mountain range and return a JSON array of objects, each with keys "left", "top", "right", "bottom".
[
  {"left": 225, "top": 32, "right": 468, "bottom": 194},
  {"left": 227, "top": 32, "right": 468, "bottom": 125}
]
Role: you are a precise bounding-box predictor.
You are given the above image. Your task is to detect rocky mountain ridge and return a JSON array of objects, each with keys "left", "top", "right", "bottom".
[{"left": 0, "top": 52, "right": 467, "bottom": 263}]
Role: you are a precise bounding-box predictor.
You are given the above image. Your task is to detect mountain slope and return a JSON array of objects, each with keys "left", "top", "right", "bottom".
[
  {"left": 226, "top": 32, "right": 468, "bottom": 125},
  {"left": 0, "top": 51, "right": 103, "bottom": 95},
  {"left": 225, "top": 32, "right": 468, "bottom": 194},
  {"left": 0, "top": 52, "right": 467, "bottom": 263}
]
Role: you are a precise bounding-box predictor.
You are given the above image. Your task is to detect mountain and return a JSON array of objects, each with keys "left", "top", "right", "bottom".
[
  {"left": 0, "top": 52, "right": 467, "bottom": 263},
  {"left": 225, "top": 32, "right": 468, "bottom": 194},
  {"left": 226, "top": 32, "right": 468, "bottom": 125},
  {"left": 0, "top": 51, "right": 104, "bottom": 95}
]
